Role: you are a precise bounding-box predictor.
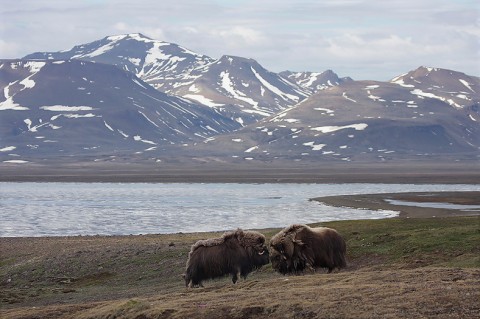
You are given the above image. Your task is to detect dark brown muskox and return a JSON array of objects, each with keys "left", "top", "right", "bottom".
[
  {"left": 269, "top": 224, "right": 346, "bottom": 274},
  {"left": 184, "top": 229, "right": 269, "bottom": 287}
]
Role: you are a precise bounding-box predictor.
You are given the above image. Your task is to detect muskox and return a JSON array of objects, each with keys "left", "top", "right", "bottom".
[
  {"left": 269, "top": 224, "right": 346, "bottom": 274},
  {"left": 184, "top": 229, "right": 269, "bottom": 287}
]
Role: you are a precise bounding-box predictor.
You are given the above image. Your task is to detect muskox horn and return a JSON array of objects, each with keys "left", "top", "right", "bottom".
[
  {"left": 293, "top": 239, "right": 304, "bottom": 246},
  {"left": 282, "top": 237, "right": 296, "bottom": 258}
]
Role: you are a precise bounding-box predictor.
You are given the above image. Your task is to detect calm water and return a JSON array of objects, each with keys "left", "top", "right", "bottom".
[{"left": 1, "top": 183, "right": 478, "bottom": 237}]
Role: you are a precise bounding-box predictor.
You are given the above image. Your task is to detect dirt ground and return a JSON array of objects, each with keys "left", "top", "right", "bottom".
[
  {"left": 1, "top": 190, "right": 479, "bottom": 318},
  {"left": 3, "top": 268, "right": 479, "bottom": 319},
  {"left": 1, "top": 161, "right": 479, "bottom": 184}
]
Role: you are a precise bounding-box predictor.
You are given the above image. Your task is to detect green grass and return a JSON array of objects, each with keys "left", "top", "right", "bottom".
[
  {"left": 1, "top": 216, "right": 478, "bottom": 312},
  {"left": 315, "top": 216, "right": 480, "bottom": 268}
]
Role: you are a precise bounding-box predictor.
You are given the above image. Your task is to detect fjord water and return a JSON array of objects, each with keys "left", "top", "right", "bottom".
[{"left": 1, "top": 183, "right": 478, "bottom": 237}]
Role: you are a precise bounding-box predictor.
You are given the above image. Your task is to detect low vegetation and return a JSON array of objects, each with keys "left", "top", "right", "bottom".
[{"left": 1, "top": 216, "right": 479, "bottom": 318}]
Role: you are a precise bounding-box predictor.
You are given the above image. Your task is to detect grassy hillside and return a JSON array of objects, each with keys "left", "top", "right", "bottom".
[{"left": 1, "top": 216, "right": 479, "bottom": 318}]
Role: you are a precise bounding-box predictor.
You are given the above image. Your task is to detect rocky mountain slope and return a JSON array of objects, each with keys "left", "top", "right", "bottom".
[
  {"left": 24, "top": 33, "right": 214, "bottom": 93},
  {"left": 2, "top": 33, "right": 478, "bottom": 165},
  {"left": 279, "top": 69, "right": 352, "bottom": 93},
  {"left": 192, "top": 67, "right": 479, "bottom": 163},
  {"left": 0, "top": 59, "right": 241, "bottom": 163},
  {"left": 170, "top": 55, "right": 309, "bottom": 125},
  {"left": 24, "top": 33, "right": 312, "bottom": 125}
]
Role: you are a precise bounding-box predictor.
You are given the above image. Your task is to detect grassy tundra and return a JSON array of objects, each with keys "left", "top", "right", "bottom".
[{"left": 1, "top": 214, "right": 479, "bottom": 319}]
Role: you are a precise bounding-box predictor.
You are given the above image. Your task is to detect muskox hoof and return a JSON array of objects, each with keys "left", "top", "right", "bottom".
[{"left": 232, "top": 273, "right": 239, "bottom": 284}]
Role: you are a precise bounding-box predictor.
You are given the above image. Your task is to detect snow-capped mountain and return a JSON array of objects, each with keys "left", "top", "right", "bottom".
[
  {"left": 8, "top": 33, "right": 480, "bottom": 165},
  {"left": 279, "top": 70, "right": 352, "bottom": 93},
  {"left": 192, "top": 67, "right": 479, "bottom": 163},
  {"left": 0, "top": 59, "right": 242, "bottom": 163},
  {"left": 170, "top": 55, "right": 310, "bottom": 125},
  {"left": 24, "top": 33, "right": 214, "bottom": 93},
  {"left": 24, "top": 33, "right": 312, "bottom": 125}
]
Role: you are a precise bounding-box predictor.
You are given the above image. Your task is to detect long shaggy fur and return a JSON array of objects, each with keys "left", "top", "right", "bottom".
[
  {"left": 184, "top": 229, "right": 269, "bottom": 287},
  {"left": 269, "top": 224, "right": 346, "bottom": 274}
]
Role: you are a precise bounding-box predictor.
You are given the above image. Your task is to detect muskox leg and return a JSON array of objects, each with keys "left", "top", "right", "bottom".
[
  {"left": 231, "top": 269, "right": 241, "bottom": 284},
  {"left": 189, "top": 278, "right": 204, "bottom": 288},
  {"left": 183, "top": 273, "right": 190, "bottom": 287}
]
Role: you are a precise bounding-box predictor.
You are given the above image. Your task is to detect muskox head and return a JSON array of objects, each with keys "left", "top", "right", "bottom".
[
  {"left": 269, "top": 224, "right": 308, "bottom": 274},
  {"left": 237, "top": 229, "right": 270, "bottom": 268},
  {"left": 269, "top": 224, "right": 346, "bottom": 275},
  {"left": 184, "top": 229, "right": 269, "bottom": 287}
]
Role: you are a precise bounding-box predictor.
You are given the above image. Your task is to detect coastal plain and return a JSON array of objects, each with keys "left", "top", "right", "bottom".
[{"left": 1, "top": 168, "right": 479, "bottom": 318}]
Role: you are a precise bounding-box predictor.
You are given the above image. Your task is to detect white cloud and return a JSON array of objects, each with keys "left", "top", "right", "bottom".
[
  {"left": 210, "top": 26, "right": 266, "bottom": 47},
  {"left": 0, "top": 40, "right": 19, "bottom": 58},
  {"left": 114, "top": 22, "right": 129, "bottom": 32},
  {"left": 1, "top": 0, "right": 478, "bottom": 80}
]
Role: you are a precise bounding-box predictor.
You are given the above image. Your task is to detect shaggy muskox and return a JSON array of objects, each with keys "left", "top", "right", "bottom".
[
  {"left": 269, "top": 224, "right": 346, "bottom": 274},
  {"left": 184, "top": 229, "right": 269, "bottom": 287}
]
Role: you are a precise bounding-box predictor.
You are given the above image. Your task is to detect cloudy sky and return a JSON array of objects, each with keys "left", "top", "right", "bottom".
[{"left": 1, "top": 0, "right": 478, "bottom": 80}]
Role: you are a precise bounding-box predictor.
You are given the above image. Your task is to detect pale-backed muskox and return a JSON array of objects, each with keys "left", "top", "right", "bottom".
[
  {"left": 184, "top": 229, "right": 269, "bottom": 287},
  {"left": 269, "top": 224, "right": 346, "bottom": 274}
]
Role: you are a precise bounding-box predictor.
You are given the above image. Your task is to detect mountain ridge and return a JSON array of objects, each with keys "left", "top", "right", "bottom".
[
  {"left": 24, "top": 33, "right": 315, "bottom": 123},
  {"left": 1, "top": 34, "right": 478, "bottom": 165},
  {"left": 0, "top": 58, "right": 242, "bottom": 162}
]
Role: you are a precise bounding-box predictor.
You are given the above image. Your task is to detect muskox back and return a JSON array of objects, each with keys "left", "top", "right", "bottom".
[
  {"left": 184, "top": 229, "right": 269, "bottom": 287},
  {"left": 270, "top": 224, "right": 346, "bottom": 274}
]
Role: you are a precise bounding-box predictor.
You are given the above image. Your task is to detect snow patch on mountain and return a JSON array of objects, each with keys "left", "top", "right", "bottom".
[
  {"left": 0, "top": 97, "right": 29, "bottom": 111},
  {"left": 40, "top": 106, "right": 95, "bottom": 111},
  {"left": 0, "top": 146, "right": 16, "bottom": 152},
  {"left": 220, "top": 71, "right": 259, "bottom": 107},
  {"left": 342, "top": 92, "right": 357, "bottom": 103},
  {"left": 251, "top": 67, "right": 299, "bottom": 102},
  {"left": 459, "top": 79, "right": 475, "bottom": 92},
  {"left": 184, "top": 94, "right": 224, "bottom": 108},
  {"left": 410, "top": 89, "right": 463, "bottom": 108},
  {"left": 303, "top": 142, "right": 326, "bottom": 151},
  {"left": 311, "top": 123, "right": 368, "bottom": 133}
]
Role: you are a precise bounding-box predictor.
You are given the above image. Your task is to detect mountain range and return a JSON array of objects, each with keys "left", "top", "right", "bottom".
[
  {"left": 1, "top": 33, "right": 479, "bottom": 165},
  {"left": 196, "top": 67, "right": 479, "bottom": 163}
]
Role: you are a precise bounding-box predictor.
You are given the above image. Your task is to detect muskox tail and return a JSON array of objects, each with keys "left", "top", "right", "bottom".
[
  {"left": 334, "top": 253, "right": 347, "bottom": 269},
  {"left": 334, "top": 237, "right": 347, "bottom": 269}
]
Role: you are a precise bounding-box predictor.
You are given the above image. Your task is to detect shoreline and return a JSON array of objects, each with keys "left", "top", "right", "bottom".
[{"left": 312, "top": 191, "right": 480, "bottom": 219}]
